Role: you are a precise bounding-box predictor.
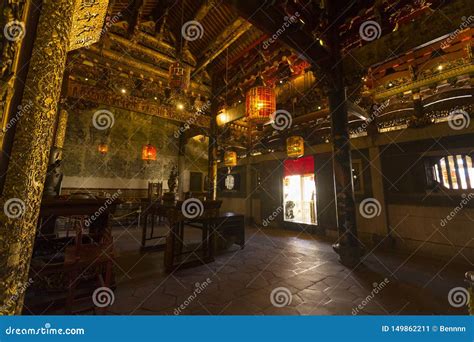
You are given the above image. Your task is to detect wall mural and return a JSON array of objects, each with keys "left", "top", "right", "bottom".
[{"left": 62, "top": 106, "right": 179, "bottom": 188}]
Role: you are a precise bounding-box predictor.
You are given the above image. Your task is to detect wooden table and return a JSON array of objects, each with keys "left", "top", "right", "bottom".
[{"left": 164, "top": 206, "right": 245, "bottom": 272}]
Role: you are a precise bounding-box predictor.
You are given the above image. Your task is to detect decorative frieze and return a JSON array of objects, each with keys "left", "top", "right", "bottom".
[{"left": 67, "top": 81, "right": 210, "bottom": 127}]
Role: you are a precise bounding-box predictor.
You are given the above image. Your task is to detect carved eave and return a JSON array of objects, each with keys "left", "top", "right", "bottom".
[{"left": 81, "top": 44, "right": 211, "bottom": 96}]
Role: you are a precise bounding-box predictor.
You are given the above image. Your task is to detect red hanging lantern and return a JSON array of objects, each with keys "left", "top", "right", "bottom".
[
  {"left": 168, "top": 61, "right": 189, "bottom": 91},
  {"left": 142, "top": 144, "right": 157, "bottom": 161},
  {"left": 246, "top": 76, "right": 276, "bottom": 127},
  {"left": 98, "top": 143, "right": 108, "bottom": 155}
]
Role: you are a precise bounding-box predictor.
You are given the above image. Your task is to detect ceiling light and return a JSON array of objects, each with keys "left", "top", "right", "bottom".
[
  {"left": 121, "top": 88, "right": 126, "bottom": 94},
  {"left": 177, "top": 103, "right": 184, "bottom": 110}
]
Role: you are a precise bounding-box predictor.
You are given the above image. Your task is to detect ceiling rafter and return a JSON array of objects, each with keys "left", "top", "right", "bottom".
[
  {"left": 181, "top": 0, "right": 215, "bottom": 52},
  {"left": 191, "top": 18, "right": 253, "bottom": 78},
  {"left": 223, "top": 0, "right": 331, "bottom": 68}
]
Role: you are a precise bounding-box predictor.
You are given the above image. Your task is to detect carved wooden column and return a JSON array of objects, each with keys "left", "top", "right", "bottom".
[{"left": 0, "top": 0, "right": 76, "bottom": 314}]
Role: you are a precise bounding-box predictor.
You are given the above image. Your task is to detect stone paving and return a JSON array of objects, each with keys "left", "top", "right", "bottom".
[{"left": 107, "top": 226, "right": 469, "bottom": 315}]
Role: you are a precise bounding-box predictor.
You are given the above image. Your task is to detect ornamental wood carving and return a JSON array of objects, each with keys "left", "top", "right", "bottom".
[
  {"left": 69, "top": 0, "right": 109, "bottom": 51},
  {"left": 67, "top": 81, "right": 211, "bottom": 128}
]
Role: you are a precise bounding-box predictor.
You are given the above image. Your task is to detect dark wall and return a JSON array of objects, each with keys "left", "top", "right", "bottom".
[
  {"left": 217, "top": 133, "right": 474, "bottom": 230},
  {"left": 381, "top": 133, "right": 474, "bottom": 207}
]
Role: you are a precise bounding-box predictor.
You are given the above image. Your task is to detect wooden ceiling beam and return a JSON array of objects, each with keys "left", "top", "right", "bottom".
[
  {"left": 191, "top": 18, "right": 252, "bottom": 78},
  {"left": 223, "top": 0, "right": 331, "bottom": 68}
]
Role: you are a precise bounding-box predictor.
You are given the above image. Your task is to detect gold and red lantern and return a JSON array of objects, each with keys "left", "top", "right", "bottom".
[
  {"left": 98, "top": 143, "right": 108, "bottom": 155},
  {"left": 224, "top": 151, "right": 237, "bottom": 167},
  {"left": 246, "top": 77, "right": 276, "bottom": 126},
  {"left": 168, "top": 61, "right": 189, "bottom": 91},
  {"left": 142, "top": 144, "right": 157, "bottom": 162},
  {"left": 286, "top": 136, "right": 304, "bottom": 158}
]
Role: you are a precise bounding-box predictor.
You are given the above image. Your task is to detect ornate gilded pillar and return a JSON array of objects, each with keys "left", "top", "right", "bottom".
[
  {"left": 0, "top": 0, "right": 76, "bottom": 315},
  {"left": 54, "top": 108, "right": 69, "bottom": 158}
]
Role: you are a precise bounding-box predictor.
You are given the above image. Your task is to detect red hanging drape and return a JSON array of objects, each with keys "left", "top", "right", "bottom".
[{"left": 284, "top": 156, "right": 314, "bottom": 176}]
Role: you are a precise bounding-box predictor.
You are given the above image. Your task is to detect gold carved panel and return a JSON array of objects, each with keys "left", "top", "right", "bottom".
[{"left": 69, "top": 0, "right": 109, "bottom": 51}]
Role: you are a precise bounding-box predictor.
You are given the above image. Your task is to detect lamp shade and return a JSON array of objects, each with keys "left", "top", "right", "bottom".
[
  {"left": 286, "top": 136, "right": 304, "bottom": 158},
  {"left": 245, "top": 85, "right": 275, "bottom": 126},
  {"left": 142, "top": 144, "right": 157, "bottom": 161},
  {"left": 224, "top": 151, "right": 237, "bottom": 167}
]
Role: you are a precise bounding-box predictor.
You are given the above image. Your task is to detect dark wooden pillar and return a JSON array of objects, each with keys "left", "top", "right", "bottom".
[
  {"left": 177, "top": 132, "right": 186, "bottom": 199},
  {"left": 409, "top": 90, "right": 431, "bottom": 127},
  {"left": 325, "top": 5, "right": 363, "bottom": 266},
  {"left": 207, "top": 101, "right": 218, "bottom": 200}
]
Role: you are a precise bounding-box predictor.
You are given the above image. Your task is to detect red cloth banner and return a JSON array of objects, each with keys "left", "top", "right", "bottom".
[{"left": 284, "top": 156, "right": 314, "bottom": 176}]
